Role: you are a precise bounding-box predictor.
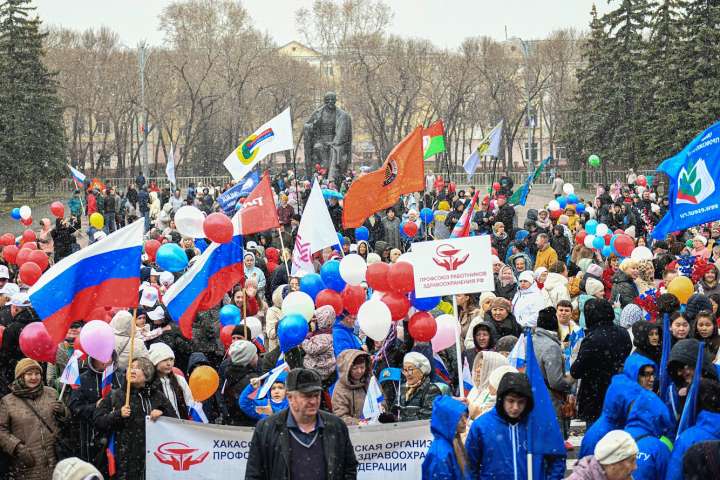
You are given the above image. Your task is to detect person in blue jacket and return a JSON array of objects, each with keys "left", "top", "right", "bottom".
[
  {"left": 579, "top": 352, "right": 656, "bottom": 458},
  {"left": 421, "top": 396, "right": 468, "bottom": 480},
  {"left": 465, "top": 372, "right": 565, "bottom": 479},
  {"left": 623, "top": 389, "right": 674, "bottom": 480},
  {"left": 238, "top": 371, "right": 288, "bottom": 421},
  {"left": 666, "top": 378, "right": 720, "bottom": 480},
  {"left": 333, "top": 315, "right": 362, "bottom": 358}
]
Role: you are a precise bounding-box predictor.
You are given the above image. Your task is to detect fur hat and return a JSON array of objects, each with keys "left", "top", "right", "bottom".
[
  {"left": 490, "top": 297, "right": 511, "bottom": 311},
  {"left": 15, "top": 358, "right": 41, "bottom": 380},
  {"left": 594, "top": 430, "right": 638, "bottom": 465},
  {"left": 148, "top": 342, "right": 174, "bottom": 366},
  {"left": 228, "top": 340, "right": 257, "bottom": 366}
]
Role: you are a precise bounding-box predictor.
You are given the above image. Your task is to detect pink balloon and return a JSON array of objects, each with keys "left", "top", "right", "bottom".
[
  {"left": 79, "top": 320, "right": 115, "bottom": 362},
  {"left": 431, "top": 314, "right": 458, "bottom": 353}
]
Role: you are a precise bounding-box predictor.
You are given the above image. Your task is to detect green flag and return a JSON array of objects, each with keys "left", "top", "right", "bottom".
[{"left": 422, "top": 120, "right": 445, "bottom": 159}]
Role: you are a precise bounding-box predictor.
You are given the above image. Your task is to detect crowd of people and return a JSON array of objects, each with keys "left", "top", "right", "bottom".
[{"left": 0, "top": 168, "right": 718, "bottom": 479}]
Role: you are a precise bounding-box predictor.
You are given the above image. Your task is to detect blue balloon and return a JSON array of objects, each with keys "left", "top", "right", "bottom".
[
  {"left": 219, "top": 304, "right": 241, "bottom": 327},
  {"left": 398, "top": 222, "right": 408, "bottom": 240},
  {"left": 10, "top": 208, "right": 20, "bottom": 220},
  {"left": 355, "top": 226, "right": 369, "bottom": 242},
  {"left": 420, "top": 207, "right": 434, "bottom": 224},
  {"left": 567, "top": 193, "right": 578, "bottom": 205},
  {"left": 278, "top": 314, "right": 309, "bottom": 352},
  {"left": 576, "top": 203, "right": 586, "bottom": 214},
  {"left": 557, "top": 197, "right": 567, "bottom": 209},
  {"left": 602, "top": 245, "right": 613, "bottom": 257},
  {"left": 515, "top": 229, "right": 529, "bottom": 242},
  {"left": 410, "top": 291, "right": 440, "bottom": 311},
  {"left": 155, "top": 243, "right": 189, "bottom": 272},
  {"left": 610, "top": 234, "right": 619, "bottom": 250},
  {"left": 592, "top": 236, "right": 605, "bottom": 250},
  {"left": 320, "top": 259, "right": 346, "bottom": 292},
  {"left": 585, "top": 219, "right": 598, "bottom": 235},
  {"left": 336, "top": 232, "right": 345, "bottom": 248},
  {"left": 300, "top": 273, "right": 326, "bottom": 300}
]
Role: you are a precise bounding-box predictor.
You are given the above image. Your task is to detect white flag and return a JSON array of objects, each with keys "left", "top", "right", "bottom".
[
  {"left": 165, "top": 144, "right": 176, "bottom": 186},
  {"left": 257, "top": 362, "right": 288, "bottom": 399},
  {"left": 223, "top": 108, "right": 293, "bottom": 180},
  {"left": 291, "top": 179, "right": 339, "bottom": 275},
  {"left": 463, "top": 120, "right": 503, "bottom": 176},
  {"left": 362, "top": 375, "right": 384, "bottom": 421}
]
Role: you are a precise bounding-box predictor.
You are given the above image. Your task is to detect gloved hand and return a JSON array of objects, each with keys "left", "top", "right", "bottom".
[
  {"left": 52, "top": 401, "right": 65, "bottom": 415},
  {"left": 15, "top": 444, "right": 35, "bottom": 467}
]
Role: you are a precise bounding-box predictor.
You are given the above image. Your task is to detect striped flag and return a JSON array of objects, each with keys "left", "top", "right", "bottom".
[
  {"left": 67, "top": 164, "right": 86, "bottom": 188},
  {"left": 188, "top": 401, "right": 209, "bottom": 423},
  {"left": 432, "top": 353, "right": 452, "bottom": 384},
  {"left": 508, "top": 332, "right": 526, "bottom": 371},
  {"left": 362, "top": 376, "right": 384, "bottom": 421},
  {"left": 107, "top": 433, "right": 117, "bottom": 477},
  {"left": 462, "top": 357, "right": 474, "bottom": 393},
  {"left": 253, "top": 362, "right": 289, "bottom": 400},
  {"left": 450, "top": 191, "right": 479, "bottom": 238},
  {"left": 59, "top": 350, "right": 82, "bottom": 388},
  {"left": 101, "top": 364, "right": 114, "bottom": 399}
]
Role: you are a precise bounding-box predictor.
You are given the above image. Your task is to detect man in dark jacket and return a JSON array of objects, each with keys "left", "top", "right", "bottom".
[
  {"left": 104, "top": 188, "right": 117, "bottom": 233},
  {"left": 137, "top": 186, "right": 150, "bottom": 231},
  {"left": 246, "top": 368, "right": 357, "bottom": 480},
  {"left": 495, "top": 194, "right": 515, "bottom": 237},
  {"left": 570, "top": 298, "right": 632, "bottom": 425}
]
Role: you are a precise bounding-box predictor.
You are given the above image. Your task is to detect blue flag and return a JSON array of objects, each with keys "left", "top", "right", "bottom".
[
  {"left": 659, "top": 313, "right": 672, "bottom": 403},
  {"left": 653, "top": 121, "right": 720, "bottom": 239},
  {"left": 508, "top": 156, "right": 552, "bottom": 206},
  {"left": 676, "top": 341, "right": 705, "bottom": 439},
  {"left": 217, "top": 171, "right": 260, "bottom": 215}
]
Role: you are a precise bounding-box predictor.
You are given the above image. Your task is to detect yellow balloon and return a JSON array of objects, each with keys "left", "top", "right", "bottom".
[
  {"left": 437, "top": 300, "right": 453, "bottom": 315},
  {"left": 667, "top": 276, "right": 693, "bottom": 304},
  {"left": 89, "top": 212, "right": 104, "bottom": 230},
  {"left": 188, "top": 365, "right": 220, "bottom": 402}
]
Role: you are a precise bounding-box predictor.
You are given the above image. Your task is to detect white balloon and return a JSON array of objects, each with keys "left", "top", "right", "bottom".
[
  {"left": 281, "top": 291, "right": 315, "bottom": 321},
  {"left": 370, "top": 291, "right": 385, "bottom": 301},
  {"left": 631, "top": 246, "right": 653, "bottom": 261},
  {"left": 548, "top": 200, "right": 560, "bottom": 211},
  {"left": 175, "top": 206, "right": 206, "bottom": 238},
  {"left": 240, "top": 316, "right": 263, "bottom": 340},
  {"left": 584, "top": 234, "right": 596, "bottom": 249},
  {"left": 595, "top": 223, "right": 609, "bottom": 237},
  {"left": 19, "top": 205, "right": 31, "bottom": 220},
  {"left": 357, "top": 300, "right": 392, "bottom": 341},
  {"left": 397, "top": 252, "right": 415, "bottom": 265},
  {"left": 431, "top": 314, "right": 458, "bottom": 353},
  {"left": 339, "top": 254, "right": 367, "bottom": 286},
  {"left": 563, "top": 183, "right": 575, "bottom": 195},
  {"left": 586, "top": 206, "right": 596, "bottom": 218}
]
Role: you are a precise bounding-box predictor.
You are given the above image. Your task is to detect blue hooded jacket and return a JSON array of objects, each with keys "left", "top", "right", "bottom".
[
  {"left": 422, "top": 396, "right": 467, "bottom": 480},
  {"left": 333, "top": 320, "right": 362, "bottom": 358},
  {"left": 623, "top": 390, "right": 673, "bottom": 480},
  {"left": 238, "top": 371, "right": 289, "bottom": 421},
  {"left": 579, "top": 352, "right": 655, "bottom": 458},
  {"left": 666, "top": 409, "right": 720, "bottom": 480}
]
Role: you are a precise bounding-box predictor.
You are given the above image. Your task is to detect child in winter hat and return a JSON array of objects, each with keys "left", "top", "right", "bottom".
[{"left": 302, "top": 305, "right": 337, "bottom": 380}]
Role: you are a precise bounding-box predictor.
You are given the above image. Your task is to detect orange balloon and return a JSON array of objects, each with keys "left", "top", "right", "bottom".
[
  {"left": 667, "top": 276, "right": 693, "bottom": 304},
  {"left": 188, "top": 365, "right": 219, "bottom": 402}
]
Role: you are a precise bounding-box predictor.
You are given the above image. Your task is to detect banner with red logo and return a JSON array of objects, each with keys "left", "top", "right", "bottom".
[
  {"left": 146, "top": 417, "right": 432, "bottom": 479},
  {"left": 410, "top": 235, "right": 494, "bottom": 298}
]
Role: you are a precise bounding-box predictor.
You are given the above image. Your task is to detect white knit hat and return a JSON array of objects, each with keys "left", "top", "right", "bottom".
[
  {"left": 228, "top": 340, "right": 256, "bottom": 366},
  {"left": 594, "top": 430, "right": 638, "bottom": 465},
  {"left": 585, "top": 278, "right": 605, "bottom": 297},
  {"left": 403, "top": 352, "right": 431, "bottom": 376},
  {"left": 148, "top": 342, "right": 174, "bottom": 366},
  {"left": 518, "top": 271, "right": 534, "bottom": 284},
  {"left": 52, "top": 457, "right": 103, "bottom": 480}
]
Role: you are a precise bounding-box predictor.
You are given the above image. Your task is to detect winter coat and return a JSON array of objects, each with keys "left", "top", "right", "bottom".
[
  {"left": 421, "top": 396, "right": 467, "bottom": 480},
  {"left": 485, "top": 311, "right": 523, "bottom": 339},
  {"left": 111, "top": 314, "right": 148, "bottom": 370},
  {"left": 245, "top": 409, "right": 357, "bottom": 480},
  {"left": 491, "top": 233, "right": 510, "bottom": 261},
  {"left": 533, "top": 327, "right": 573, "bottom": 419},
  {"left": 0, "top": 308, "right": 40, "bottom": 394},
  {"left": 239, "top": 383, "right": 288, "bottom": 421},
  {"left": 395, "top": 377, "right": 441, "bottom": 422},
  {"left": 332, "top": 321, "right": 362, "bottom": 358},
  {"left": 265, "top": 286, "right": 285, "bottom": 352},
  {"left": 578, "top": 353, "right": 655, "bottom": 458},
  {"left": 223, "top": 363, "right": 258, "bottom": 426},
  {"left": 542, "top": 272, "right": 571, "bottom": 308},
  {"left": 623, "top": 390, "right": 673, "bottom": 480},
  {"left": 682, "top": 440, "right": 720, "bottom": 480},
  {"left": 0, "top": 386, "right": 68, "bottom": 480},
  {"left": 566, "top": 456, "right": 609, "bottom": 480},
  {"left": 610, "top": 270, "right": 639, "bottom": 308},
  {"left": 192, "top": 307, "right": 225, "bottom": 367},
  {"left": 550, "top": 234, "right": 570, "bottom": 264},
  {"left": 534, "top": 246, "right": 559, "bottom": 271},
  {"left": 381, "top": 216, "right": 402, "bottom": 250},
  {"left": 495, "top": 204, "right": 515, "bottom": 236},
  {"left": 332, "top": 350, "right": 371, "bottom": 425},
  {"left": 511, "top": 282, "right": 546, "bottom": 328},
  {"left": 494, "top": 278, "right": 518, "bottom": 301},
  {"left": 666, "top": 410, "right": 720, "bottom": 480}
]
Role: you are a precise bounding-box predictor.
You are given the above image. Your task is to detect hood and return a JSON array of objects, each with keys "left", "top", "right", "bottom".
[
  {"left": 471, "top": 321, "right": 497, "bottom": 351},
  {"left": 187, "top": 352, "right": 211, "bottom": 375},
  {"left": 508, "top": 253, "right": 532, "bottom": 275},
  {"left": 495, "top": 372, "right": 533, "bottom": 423},
  {"left": 430, "top": 395, "right": 468, "bottom": 443},
  {"left": 516, "top": 281, "right": 541, "bottom": 296},
  {"left": 543, "top": 272, "right": 567, "bottom": 291},
  {"left": 111, "top": 310, "right": 134, "bottom": 336},
  {"left": 686, "top": 294, "right": 713, "bottom": 322},
  {"left": 525, "top": 208, "right": 538, "bottom": 221},
  {"left": 632, "top": 321, "right": 661, "bottom": 358},
  {"left": 623, "top": 352, "right": 656, "bottom": 382},
  {"left": 265, "top": 247, "right": 280, "bottom": 263},
  {"left": 625, "top": 389, "right": 674, "bottom": 439},
  {"left": 602, "top": 373, "right": 644, "bottom": 424},
  {"left": 336, "top": 349, "right": 370, "bottom": 389},
  {"left": 271, "top": 285, "right": 286, "bottom": 308},
  {"left": 612, "top": 270, "right": 633, "bottom": 285},
  {"left": 374, "top": 240, "right": 388, "bottom": 253},
  {"left": 668, "top": 339, "right": 719, "bottom": 384}
]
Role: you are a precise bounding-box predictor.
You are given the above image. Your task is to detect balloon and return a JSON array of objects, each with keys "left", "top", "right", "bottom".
[
  {"left": 19, "top": 322, "right": 57, "bottom": 363},
  {"left": 19, "top": 205, "right": 31, "bottom": 220},
  {"left": 219, "top": 304, "right": 241, "bottom": 326},
  {"left": 20, "top": 217, "right": 32, "bottom": 227},
  {"left": 21, "top": 242, "right": 37, "bottom": 250},
  {"left": 602, "top": 245, "right": 613, "bottom": 257},
  {"left": 402, "top": 222, "right": 418, "bottom": 238},
  {"left": 408, "top": 311, "right": 437, "bottom": 342},
  {"left": 585, "top": 219, "right": 598, "bottom": 235},
  {"left": 277, "top": 313, "right": 309, "bottom": 352},
  {"left": 492, "top": 182, "right": 501, "bottom": 191},
  {"left": 668, "top": 276, "right": 694, "bottom": 304},
  {"left": 547, "top": 200, "right": 560, "bottom": 211},
  {"left": 89, "top": 212, "right": 104, "bottom": 229},
  {"left": 320, "top": 260, "right": 346, "bottom": 292},
  {"left": 576, "top": 203, "right": 586, "bottom": 214},
  {"left": 562, "top": 183, "right": 575, "bottom": 195},
  {"left": 155, "top": 243, "right": 188, "bottom": 272},
  {"left": 575, "top": 230, "right": 587, "bottom": 245},
  {"left": 420, "top": 207, "right": 434, "bottom": 223},
  {"left": 381, "top": 291, "right": 411, "bottom": 320},
  {"left": 357, "top": 300, "right": 391, "bottom": 341},
  {"left": 366, "top": 262, "right": 391, "bottom": 291},
  {"left": 50, "top": 201, "right": 64, "bottom": 218},
  {"left": 387, "top": 261, "right": 415, "bottom": 294},
  {"left": 299, "top": 273, "right": 326, "bottom": 300},
  {"left": 188, "top": 365, "right": 220, "bottom": 402},
  {"left": 28, "top": 250, "right": 48, "bottom": 271},
  {"left": 437, "top": 301, "right": 453, "bottom": 315},
  {"left": 2, "top": 245, "right": 18, "bottom": 264},
  {"left": 315, "top": 289, "right": 343, "bottom": 316},
  {"left": 636, "top": 175, "right": 647, "bottom": 187},
  {"left": 203, "top": 212, "right": 233, "bottom": 244},
  {"left": 595, "top": 223, "right": 609, "bottom": 237},
  {"left": 339, "top": 254, "right": 367, "bottom": 286},
  {"left": 613, "top": 234, "right": 634, "bottom": 257},
  {"left": 19, "top": 262, "right": 42, "bottom": 286},
  {"left": 588, "top": 154, "right": 601, "bottom": 167},
  {"left": 10, "top": 208, "right": 20, "bottom": 221},
  {"left": 220, "top": 325, "right": 235, "bottom": 349},
  {"left": 175, "top": 206, "right": 206, "bottom": 238},
  {"left": 410, "top": 291, "right": 440, "bottom": 311},
  {"left": 15, "top": 248, "right": 31, "bottom": 267},
  {"left": 567, "top": 193, "right": 578, "bottom": 205},
  {"left": 550, "top": 209, "right": 562, "bottom": 220},
  {"left": 584, "top": 234, "right": 596, "bottom": 249},
  {"left": 240, "top": 316, "right": 263, "bottom": 340},
  {"left": 592, "top": 236, "right": 604, "bottom": 250},
  {"left": 631, "top": 246, "right": 653, "bottom": 261},
  {"left": 604, "top": 233, "right": 612, "bottom": 245},
  {"left": 144, "top": 239, "right": 161, "bottom": 261},
  {"left": 685, "top": 239, "right": 694, "bottom": 248},
  {"left": 354, "top": 226, "right": 369, "bottom": 241},
  {"left": 432, "top": 314, "right": 458, "bottom": 353},
  {"left": 282, "top": 291, "right": 315, "bottom": 321},
  {"left": 22, "top": 229, "right": 36, "bottom": 243},
  {"left": 79, "top": 320, "right": 115, "bottom": 362},
  {"left": 614, "top": 229, "right": 625, "bottom": 235},
  {"left": 0, "top": 233, "right": 13, "bottom": 246},
  {"left": 557, "top": 197, "right": 567, "bottom": 209},
  {"left": 342, "top": 285, "right": 366, "bottom": 315}
]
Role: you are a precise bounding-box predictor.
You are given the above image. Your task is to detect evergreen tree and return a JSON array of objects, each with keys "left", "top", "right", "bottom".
[{"left": 0, "top": 0, "right": 66, "bottom": 201}]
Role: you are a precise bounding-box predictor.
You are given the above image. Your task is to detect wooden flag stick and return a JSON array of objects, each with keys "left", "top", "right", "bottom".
[
  {"left": 124, "top": 308, "right": 138, "bottom": 408},
  {"left": 277, "top": 227, "right": 291, "bottom": 280}
]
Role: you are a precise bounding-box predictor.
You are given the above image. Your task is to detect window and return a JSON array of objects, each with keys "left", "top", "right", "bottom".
[
  {"left": 324, "top": 64, "right": 334, "bottom": 77},
  {"left": 555, "top": 145, "right": 567, "bottom": 161},
  {"left": 524, "top": 142, "right": 539, "bottom": 162},
  {"left": 96, "top": 119, "right": 108, "bottom": 135}
]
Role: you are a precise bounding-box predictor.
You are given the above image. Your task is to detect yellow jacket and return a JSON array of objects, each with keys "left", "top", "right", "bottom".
[{"left": 535, "top": 246, "right": 559, "bottom": 270}]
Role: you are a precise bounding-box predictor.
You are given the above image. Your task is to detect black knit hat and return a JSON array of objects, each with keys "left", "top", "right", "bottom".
[
  {"left": 537, "top": 306, "right": 558, "bottom": 332},
  {"left": 286, "top": 368, "right": 322, "bottom": 393}
]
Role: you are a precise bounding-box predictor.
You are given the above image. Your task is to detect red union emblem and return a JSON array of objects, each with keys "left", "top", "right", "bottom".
[
  {"left": 154, "top": 441, "right": 209, "bottom": 471},
  {"left": 433, "top": 243, "right": 469, "bottom": 271},
  {"left": 294, "top": 234, "right": 311, "bottom": 262}
]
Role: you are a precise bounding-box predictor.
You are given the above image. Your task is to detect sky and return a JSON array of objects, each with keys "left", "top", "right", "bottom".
[{"left": 32, "top": 0, "right": 612, "bottom": 49}]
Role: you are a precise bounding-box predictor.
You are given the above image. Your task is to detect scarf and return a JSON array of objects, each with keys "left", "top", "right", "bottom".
[
  {"left": 404, "top": 376, "right": 424, "bottom": 401},
  {"left": 11, "top": 379, "right": 43, "bottom": 399}
]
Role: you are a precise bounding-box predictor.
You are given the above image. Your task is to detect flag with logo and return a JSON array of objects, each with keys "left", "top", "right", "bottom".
[
  {"left": 422, "top": 120, "right": 445, "bottom": 159},
  {"left": 463, "top": 120, "right": 503, "bottom": 177},
  {"left": 291, "top": 179, "right": 338, "bottom": 275},
  {"left": 508, "top": 155, "right": 552, "bottom": 206},
  {"left": 223, "top": 108, "right": 293, "bottom": 180},
  {"left": 450, "top": 191, "right": 479, "bottom": 238},
  {"left": 217, "top": 171, "right": 260, "bottom": 216},
  {"left": 362, "top": 375, "right": 384, "bottom": 421},
  {"left": 343, "top": 127, "right": 424, "bottom": 228},
  {"left": 59, "top": 350, "right": 82, "bottom": 388},
  {"left": 165, "top": 144, "right": 176, "bottom": 186},
  {"left": 653, "top": 120, "right": 720, "bottom": 239},
  {"left": 237, "top": 173, "right": 280, "bottom": 235}
]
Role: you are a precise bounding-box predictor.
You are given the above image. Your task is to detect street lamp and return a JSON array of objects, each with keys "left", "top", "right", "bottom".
[{"left": 508, "top": 36, "right": 534, "bottom": 173}]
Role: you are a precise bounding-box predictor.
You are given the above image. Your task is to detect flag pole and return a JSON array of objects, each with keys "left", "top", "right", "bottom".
[
  {"left": 452, "top": 294, "right": 465, "bottom": 398},
  {"left": 277, "top": 228, "right": 291, "bottom": 279},
  {"left": 243, "top": 289, "right": 249, "bottom": 339},
  {"left": 58, "top": 383, "right": 67, "bottom": 401},
  {"left": 124, "top": 308, "right": 138, "bottom": 407}
]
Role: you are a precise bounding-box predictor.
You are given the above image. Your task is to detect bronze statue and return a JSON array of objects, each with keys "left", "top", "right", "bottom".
[{"left": 303, "top": 92, "right": 352, "bottom": 186}]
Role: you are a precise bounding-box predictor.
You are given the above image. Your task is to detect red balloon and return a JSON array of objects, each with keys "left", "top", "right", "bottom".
[
  {"left": 19, "top": 262, "right": 42, "bottom": 286},
  {"left": 381, "top": 291, "right": 411, "bottom": 320},
  {"left": 20, "top": 217, "right": 32, "bottom": 227},
  {"left": 315, "top": 288, "right": 344, "bottom": 316},
  {"left": 614, "top": 229, "right": 625, "bottom": 235},
  {"left": 402, "top": 222, "right": 419, "bottom": 238},
  {"left": 145, "top": 239, "right": 161, "bottom": 261},
  {"left": 203, "top": 212, "right": 233, "bottom": 244},
  {"left": 0, "top": 325, "right": 5, "bottom": 346},
  {"left": 388, "top": 261, "right": 415, "bottom": 294},
  {"left": 3, "top": 245, "right": 18, "bottom": 264},
  {"left": 575, "top": 230, "right": 587, "bottom": 244},
  {"left": 22, "top": 229, "right": 36, "bottom": 243},
  {"left": 613, "top": 233, "right": 634, "bottom": 257},
  {"left": 366, "top": 262, "right": 391, "bottom": 292},
  {"left": 220, "top": 325, "right": 235, "bottom": 349},
  {"left": 28, "top": 250, "right": 49, "bottom": 271},
  {"left": 550, "top": 209, "right": 563, "bottom": 220},
  {"left": 19, "top": 322, "right": 57, "bottom": 363},
  {"left": 15, "top": 248, "right": 32, "bottom": 266},
  {"left": 21, "top": 241, "right": 37, "bottom": 250},
  {"left": 408, "top": 311, "right": 437, "bottom": 342},
  {"left": 604, "top": 233, "right": 612, "bottom": 245},
  {"left": 492, "top": 182, "right": 501, "bottom": 191},
  {"left": 636, "top": 175, "right": 647, "bottom": 187},
  {"left": 341, "top": 285, "right": 366, "bottom": 315},
  {"left": 50, "top": 201, "right": 65, "bottom": 218},
  {"left": 0, "top": 233, "right": 13, "bottom": 246}
]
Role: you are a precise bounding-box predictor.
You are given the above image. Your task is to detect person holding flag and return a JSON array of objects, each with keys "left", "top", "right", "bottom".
[
  {"left": 239, "top": 369, "right": 288, "bottom": 421},
  {"left": 148, "top": 343, "right": 194, "bottom": 420}
]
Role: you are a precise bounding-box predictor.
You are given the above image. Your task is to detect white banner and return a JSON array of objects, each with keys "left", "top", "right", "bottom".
[
  {"left": 411, "top": 235, "right": 494, "bottom": 297},
  {"left": 146, "top": 417, "right": 432, "bottom": 479}
]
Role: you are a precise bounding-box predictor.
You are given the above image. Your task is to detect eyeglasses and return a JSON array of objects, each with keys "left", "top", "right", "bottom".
[{"left": 402, "top": 367, "right": 418, "bottom": 375}]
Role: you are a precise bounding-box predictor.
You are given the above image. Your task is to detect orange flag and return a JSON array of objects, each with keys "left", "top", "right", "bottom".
[{"left": 343, "top": 126, "right": 424, "bottom": 228}]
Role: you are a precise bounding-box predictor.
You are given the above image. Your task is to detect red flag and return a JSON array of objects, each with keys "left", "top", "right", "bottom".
[{"left": 238, "top": 174, "right": 280, "bottom": 235}]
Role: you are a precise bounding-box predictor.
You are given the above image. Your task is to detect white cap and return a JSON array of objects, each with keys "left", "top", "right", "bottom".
[
  {"left": 147, "top": 342, "right": 175, "bottom": 366},
  {"left": 147, "top": 306, "right": 166, "bottom": 322},
  {"left": 139, "top": 286, "right": 159, "bottom": 307},
  {"left": 518, "top": 271, "right": 535, "bottom": 283},
  {"left": 0, "top": 283, "right": 20, "bottom": 297},
  {"left": 246, "top": 241, "right": 258, "bottom": 250},
  {"left": 0, "top": 265, "right": 9, "bottom": 279},
  {"left": 9, "top": 292, "right": 30, "bottom": 307},
  {"left": 594, "top": 430, "right": 638, "bottom": 465},
  {"left": 159, "top": 271, "right": 175, "bottom": 287}
]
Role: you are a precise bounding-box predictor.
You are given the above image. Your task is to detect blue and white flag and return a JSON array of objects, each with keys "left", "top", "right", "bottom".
[
  {"left": 462, "top": 357, "right": 474, "bottom": 393},
  {"left": 217, "top": 171, "right": 260, "bottom": 216},
  {"left": 165, "top": 144, "right": 176, "bottom": 186},
  {"left": 188, "top": 401, "right": 209, "bottom": 423},
  {"left": 256, "top": 362, "right": 289, "bottom": 400},
  {"left": 59, "top": 350, "right": 82, "bottom": 387},
  {"left": 362, "top": 375, "right": 384, "bottom": 421},
  {"left": 508, "top": 332, "right": 526, "bottom": 370}
]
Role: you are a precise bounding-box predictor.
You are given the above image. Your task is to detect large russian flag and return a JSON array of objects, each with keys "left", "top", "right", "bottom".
[
  {"left": 29, "top": 220, "right": 144, "bottom": 344},
  {"left": 163, "top": 212, "right": 244, "bottom": 339}
]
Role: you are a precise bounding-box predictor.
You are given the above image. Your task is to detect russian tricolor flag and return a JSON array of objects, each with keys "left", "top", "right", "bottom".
[
  {"left": 188, "top": 401, "right": 209, "bottom": 423},
  {"left": 29, "top": 220, "right": 144, "bottom": 344},
  {"left": 59, "top": 350, "right": 83, "bottom": 388},
  {"left": 68, "top": 164, "right": 86, "bottom": 187},
  {"left": 107, "top": 433, "right": 116, "bottom": 477},
  {"left": 163, "top": 211, "right": 244, "bottom": 339},
  {"left": 432, "top": 353, "right": 452, "bottom": 384},
  {"left": 101, "top": 364, "right": 114, "bottom": 399}
]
